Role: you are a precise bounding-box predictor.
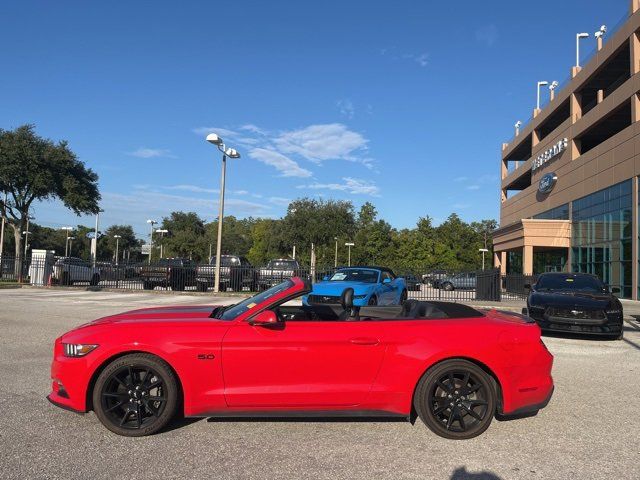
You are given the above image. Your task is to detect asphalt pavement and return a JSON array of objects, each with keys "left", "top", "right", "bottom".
[{"left": 0, "top": 288, "right": 639, "bottom": 480}]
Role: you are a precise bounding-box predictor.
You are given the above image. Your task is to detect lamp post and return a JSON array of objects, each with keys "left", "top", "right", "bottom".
[
  {"left": 0, "top": 191, "right": 6, "bottom": 261},
  {"left": 206, "top": 132, "right": 241, "bottom": 293},
  {"left": 479, "top": 248, "right": 489, "bottom": 270},
  {"left": 345, "top": 242, "right": 354, "bottom": 266},
  {"left": 334, "top": 237, "right": 339, "bottom": 267},
  {"left": 576, "top": 32, "right": 589, "bottom": 68},
  {"left": 536, "top": 81, "right": 548, "bottom": 110},
  {"left": 548, "top": 80, "right": 559, "bottom": 101},
  {"left": 68, "top": 237, "right": 75, "bottom": 256},
  {"left": 61, "top": 227, "right": 73, "bottom": 256},
  {"left": 514, "top": 120, "right": 522, "bottom": 137},
  {"left": 146, "top": 219, "right": 157, "bottom": 265},
  {"left": 155, "top": 229, "right": 168, "bottom": 259},
  {"left": 113, "top": 235, "right": 121, "bottom": 265}
]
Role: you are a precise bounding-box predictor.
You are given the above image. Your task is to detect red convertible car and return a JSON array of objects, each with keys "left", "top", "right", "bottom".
[{"left": 48, "top": 277, "right": 553, "bottom": 440}]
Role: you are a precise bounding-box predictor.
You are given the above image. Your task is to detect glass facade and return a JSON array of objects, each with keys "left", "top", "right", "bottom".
[
  {"left": 571, "top": 180, "right": 632, "bottom": 298},
  {"left": 532, "top": 203, "right": 569, "bottom": 220}
]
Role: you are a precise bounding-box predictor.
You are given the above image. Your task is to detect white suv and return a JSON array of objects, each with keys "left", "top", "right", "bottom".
[{"left": 52, "top": 257, "right": 101, "bottom": 286}]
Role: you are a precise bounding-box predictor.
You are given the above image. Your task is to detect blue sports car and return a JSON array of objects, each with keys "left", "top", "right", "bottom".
[{"left": 303, "top": 267, "right": 408, "bottom": 306}]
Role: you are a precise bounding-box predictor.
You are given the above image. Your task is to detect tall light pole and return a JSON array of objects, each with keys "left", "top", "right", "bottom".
[
  {"left": 334, "top": 237, "right": 339, "bottom": 267},
  {"left": 345, "top": 242, "right": 354, "bottom": 267},
  {"left": 61, "top": 227, "right": 73, "bottom": 256},
  {"left": 536, "top": 81, "right": 548, "bottom": 110},
  {"left": 23, "top": 215, "right": 33, "bottom": 258},
  {"left": 576, "top": 32, "right": 589, "bottom": 68},
  {"left": 479, "top": 248, "right": 489, "bottom": 270},
  {"left": 113, "top": 235, "right": 121, "bottom": 265},
  {"left": 206, "top": 132, "right": 241, "bottom": 293},
  {"left": 0, "top": 191, "right": 6, "bottom": 261},
  {"left": 155, "top": 229, "right": 168, "bottom": 259},
  {"left": 68, "top": 237, "right": 75, "bottom": 256},
  {"left": 594, "top": 25, "right": 606, "bottom": 50},
  {"left": 146, "top": 219, "right": 157, "bottom": 265}
]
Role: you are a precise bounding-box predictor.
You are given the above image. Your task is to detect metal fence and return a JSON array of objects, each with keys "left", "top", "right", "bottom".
[{"left": 5, "top": 256, "right": 535, "bottom": 303}]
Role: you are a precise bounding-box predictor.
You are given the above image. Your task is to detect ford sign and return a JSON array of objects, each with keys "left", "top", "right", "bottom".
[{"left": 538, "top": 172, "right": 558, "bottom": 194}]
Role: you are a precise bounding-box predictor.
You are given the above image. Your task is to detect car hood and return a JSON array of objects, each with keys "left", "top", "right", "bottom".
[
  {"left": 80, "top": 305, "right": 223, "bottom": 328},
  {"left": 310, "top": 281, "right": 375, "bottom": 296},
  {"left": 529, "top": 291, "right": 616, "bottom": 309}
]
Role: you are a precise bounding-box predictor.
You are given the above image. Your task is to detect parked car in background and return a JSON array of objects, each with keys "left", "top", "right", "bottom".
[
  {"left": 524, "top": 272, "right": 624, "bottom": 339},
  {"left": 402, "top": 274, "right": 422, "bottom": 291},
  {"left": 422, "top": 269, "right": 448, "bottom": 287},
  {"left": 96, "top": 262, "right": 137, "bottom": 281},
  {"left": 303, "top": 266, "right": 407, "bottom": 306},
  {"left": 195, "top": 255, "right": 257, "bottom": 292},
  {"left": 257, "top": 258, "right": 301, "bottom": 290},
  {"left": 439, "top": 272, "right": 476, "bottom": 291},
  {"left": 50, "top": 257, "right": 101, "bottom": 286},
  {"left": 140, "top": 258, "right": 197, "bottom": 291}
]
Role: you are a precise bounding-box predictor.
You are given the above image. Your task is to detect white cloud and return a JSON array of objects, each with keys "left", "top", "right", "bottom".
[
  {"left": 466, "top": 185, "right": 480, "bottom": 191},
  {"left": 249, "top": 148, "right": 313, "bottom": 178},
  {"left": 337, "top": 99, "right": 355, "bottom": 119},
  {"left": 192, "top": 126, "right": 239, "bottom": 138},
  {"left": 166, "top": 184, "right": 218, "bottom": 194},
  {"left": 269, "top": 196, "right": 291, "bottom": 207},
  {"left": 274, "top": 123, "right": 368, "bottom": 164},
  {"left": 476, "top": 24, "right": 498, "bottom": 47},
  {"left": 297, "top": 177, "right": 380, "bottom": 196},
  {"left": 128, "top": 148, "right": 176, "bottom": 159},
  {"left": 239, "top": 124, "right": 267, "bottom": 135}
]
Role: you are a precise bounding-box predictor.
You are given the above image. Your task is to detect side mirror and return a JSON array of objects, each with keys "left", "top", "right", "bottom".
[
  {"left": 611, "top": 287, "right": 620, "bottom": 294},
  {"left": 249, "top": 310, "right": 279, "bottom": 326},
  {"left": 383, "top": 278, "right": 391, "bottom": 284},
  {"left": 322, "top": 276, "right": 329, "bottom": 281}
]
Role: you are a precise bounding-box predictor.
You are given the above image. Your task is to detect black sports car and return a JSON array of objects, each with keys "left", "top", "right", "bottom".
[{"left": 524, "top": 272, "right": 623, "bottom": 339}]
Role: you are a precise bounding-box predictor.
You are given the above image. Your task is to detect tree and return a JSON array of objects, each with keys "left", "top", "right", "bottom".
[
  {"left": 101, "top": 225, "right": 139, "bottom": 262},
  {"left": 0, "top": 125, "right": 100, "bottom": 272},
  {"left": 160, "top": 212, "right": 207, "bottom": 260}
]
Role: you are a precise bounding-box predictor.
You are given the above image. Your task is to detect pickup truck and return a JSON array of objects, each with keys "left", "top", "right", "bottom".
[
  {"left": 257, "top": 258, "right": 301, "bottom": 290},
  {"left": 195, "top": 255, "right": 257, "bottom": 292},
  {"left": 140, "top": 258, "right": 197, "bottom": 291}
]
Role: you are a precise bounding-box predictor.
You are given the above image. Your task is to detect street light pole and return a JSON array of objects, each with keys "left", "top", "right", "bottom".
[
  {"left": 146, "top": 219, "right": 157, "bottom": 265},
  {"left": 576, "top": 32, "right": 589, "bottom": 68},
  {"left": 61, "top": 227, "right": 72, "bottom": 257},
  {"left": 479, "top": 248, "right": 489, "bottom": 270},
  {"left": 345, "top": 242, "right": 354, "bottom": 267},
  {"left": 536, "top": 81, "right": 548, "bottom": 110},
  {"left": 113, "top": 235, "right": 121, "bottom": 265},
  {"left": 69, "top": 237, "right": 75, "bottom": 256},
  {"left": 206, "top": 133, "right": 241, "bottom": 294},
  {"left": 155, "top": 229, "right": 168, "bottom": 259},
  {"left": 334, "top": 237, "right": 338, "bottom": 268},
  {"left": 0, "top": 191, "right": 6, "bottom": 261}
]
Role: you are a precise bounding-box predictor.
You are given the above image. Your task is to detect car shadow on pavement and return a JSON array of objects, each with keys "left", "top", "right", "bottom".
[
  {"left": 450, "top": 467, "right": 502, "bottom": 480},
  {"left": 207, "top": 416, "right": 407, "bottom": 424},
  {"left": 164, "top": 416, "right": 204, "bottom": 432}
]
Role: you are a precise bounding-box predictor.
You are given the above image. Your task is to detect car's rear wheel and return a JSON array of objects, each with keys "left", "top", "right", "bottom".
[
  {"left": 196, "top": 281, "right": 208, "bottom": 292},
  {"left": 442, "top": 282, "right": 454, "bottom": 291},
  {"left": 61, "top": 272, "right": 70, "bottom": 286},
  {"left": 368, "top": 295, "right": 377, "bottom": 306},
  {"left": 92, "top": 353, "right": 179, "bottom": 437},
  {"left": 90, "top": 274, "right": 100, "bottom": 286},
  {"left": 414, "top": 359, "right": 496, "bottom": 440}
]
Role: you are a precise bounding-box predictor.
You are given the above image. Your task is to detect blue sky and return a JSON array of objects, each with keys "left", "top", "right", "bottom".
[{"left": 0, "top": 0, "right": 627, "bottom": 238}]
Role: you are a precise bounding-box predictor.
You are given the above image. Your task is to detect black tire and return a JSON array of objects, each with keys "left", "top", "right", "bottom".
[
  {"left": 400, "top": 289, "right": 408, "bottom": 304},
  {"left": 196, "top": 282, "right": 208, "bottom": 292},
  {"left": 442, "top": 282, "right": 454, "bottom": 291},
  {"left": 368, "top": 295, "right": 378, "bottom": 306},
  {"left": 414, "top": 359, "right": 496, "bottom": 440},
  {"left": 90, "top": 274, "right": 100, "bottom": 286},
  {"left": 61, "top": 271, "right": 70, "bottom": 286},
  {"left": 92, "top": 353, "right": 179, "bottom": 437},
  {"left": 143, "top": 281, "right": 153, "bottom": 290}
]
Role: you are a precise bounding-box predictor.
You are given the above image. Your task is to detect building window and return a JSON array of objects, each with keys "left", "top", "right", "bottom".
[
  {"left": 532, "top": 204, "right": 569, "bottom": 220},
  {"left": 571, "top": 180, "right": 632, "bottom": 298}
]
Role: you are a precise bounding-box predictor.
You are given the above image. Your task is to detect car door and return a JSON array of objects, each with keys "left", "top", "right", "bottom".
[
  {"left": 221, "top": 314, "right": 385, "bottom": 408},
  {"left": 379, "top": 271, "right": 396, "bottom": 305}
]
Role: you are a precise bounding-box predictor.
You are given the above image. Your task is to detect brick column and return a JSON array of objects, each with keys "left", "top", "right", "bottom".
[{"left": 631, "top": 31, "right": 640, "bottom": 75}]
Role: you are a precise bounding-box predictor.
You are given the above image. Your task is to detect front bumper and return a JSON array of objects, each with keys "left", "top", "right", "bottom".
[{"left": 48, "top": 342, "right": 92, "bottom": 413}]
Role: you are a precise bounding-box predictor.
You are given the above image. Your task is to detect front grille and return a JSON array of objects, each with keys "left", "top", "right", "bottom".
[
  {"left": 545, "top": 307, "right": 606, "bottom": 324},
  {"left": 307, "top": 294, "right": 341, "bottom": 304}
]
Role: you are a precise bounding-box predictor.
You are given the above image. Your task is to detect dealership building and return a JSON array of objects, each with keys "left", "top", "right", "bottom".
[{"left": 493, "top": 0, "right": 640, "bottom": 298}]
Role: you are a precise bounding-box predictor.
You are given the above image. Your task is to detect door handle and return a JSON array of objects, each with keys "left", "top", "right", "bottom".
[{"left": 350, "top": 337, "right": 379, "bottom": 346}]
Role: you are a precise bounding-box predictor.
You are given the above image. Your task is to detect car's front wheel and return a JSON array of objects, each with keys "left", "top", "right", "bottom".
[
  {"left": 442, "top": 282, "right": 454, "bottom": 291},
  {"left": 414, "top": 359, "right": 496, "bottom": 440},
  {"left": 92, "top": 353, "right": 179, "bottom": 437}
]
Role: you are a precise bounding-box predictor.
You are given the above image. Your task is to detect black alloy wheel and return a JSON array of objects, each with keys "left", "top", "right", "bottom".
[
  {"left": 414, "top": 359, "right": 496, "bottom": 440},
  {"left": 93, "top": 353, "right": 178, "bottom": 436},
  {"left": 368, "top": 295, "right": 378, "bottom": 306}
]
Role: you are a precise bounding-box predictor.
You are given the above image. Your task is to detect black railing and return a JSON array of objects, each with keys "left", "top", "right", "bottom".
[{"left": 6, "top": 255, "right": 536, "bottom": 303}]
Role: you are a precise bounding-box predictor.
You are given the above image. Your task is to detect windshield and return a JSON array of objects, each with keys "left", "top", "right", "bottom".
[
  {"left": 213, "top": 279, "right": 294, "bottom": 320},
  {"left": 266, "top": 260, "right": 297, "bottom": 269},
  {"left": 329, "top": 269, "right": 379, "bottom": 283},
  {"left": 536, "top": 274, "right": 605, "bottom": 292}
]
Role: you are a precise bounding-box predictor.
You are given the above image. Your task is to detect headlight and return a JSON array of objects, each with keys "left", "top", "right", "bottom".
[{"left": 63, "top": 343, "right": 98, "bottom": 357}]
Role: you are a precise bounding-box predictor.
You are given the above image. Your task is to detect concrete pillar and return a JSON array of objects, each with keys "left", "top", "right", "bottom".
[
  {"left": 597, "top": 89, "right": 604, "bottom": 104},
  {"left": 631, "top": 32, "right": 640, "bottom": 75},
  {"left": 524, "top": 245, "right": 534, "bottom": 275},
  {"left": 632, "top": 93, "right": 640, "bottom": 122},
  {"left": 532, "top": 129, "right": 540, "bottom": 148},
  {"left": 571, "top": 66, "right": 581, "bottom": 78},
  {"left": 501, "top": 159, "right": 508, "bottom": 180},
  {"left": 570, "top": 92, "right": 582, "bottom": 122},
  {"left": 633, "top": 176, "right": 638, "bottom": 300},
  {"left": 533, "top": 108, "right": 541, "bottom": 118},
  {"left": 632, "top": 0, "right": 639, "bottom": 15},
  {"left": 500, "top": 251, "right": 507, "bottom": 275}
]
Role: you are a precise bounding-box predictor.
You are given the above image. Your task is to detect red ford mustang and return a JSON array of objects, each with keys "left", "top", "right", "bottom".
[{"left": 48, "top": 277, "right": 554, "bottom": 439}]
